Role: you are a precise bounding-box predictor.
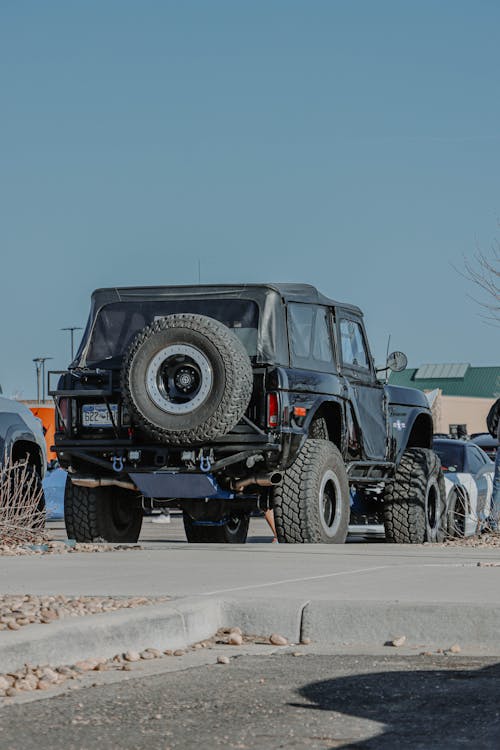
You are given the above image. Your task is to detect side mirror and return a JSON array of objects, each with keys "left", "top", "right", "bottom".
[{"left": 387, "top": 351, "right": 408, "bottom": 373}]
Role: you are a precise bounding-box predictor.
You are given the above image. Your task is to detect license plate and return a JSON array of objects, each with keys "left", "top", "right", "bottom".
[{"left": 82, "top": 403, "right": 118, "bottom": 428}]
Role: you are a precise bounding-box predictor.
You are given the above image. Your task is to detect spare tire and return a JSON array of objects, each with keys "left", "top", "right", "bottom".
[{"left": 122, "top": 314, "right": 253, "bottom": 444}]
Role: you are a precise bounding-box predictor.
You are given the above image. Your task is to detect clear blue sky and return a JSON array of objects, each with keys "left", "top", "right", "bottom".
[{"left": 1, "top": 0, "right": 499, "bottom": 399}]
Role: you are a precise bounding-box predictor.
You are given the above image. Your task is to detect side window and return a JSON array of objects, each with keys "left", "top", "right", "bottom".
[
  {"left": 339, "top": 319, "right": 369, "bottom": 370},
  {"left": 288, "top": 304, "right": 334, "bottom": 372}
]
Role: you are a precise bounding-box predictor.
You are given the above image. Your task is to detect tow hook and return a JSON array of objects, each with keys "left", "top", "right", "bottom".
[
  {"left": 199, "top": 454, "right": 211, "bottom": 473},
  {"left": 112, "top": 455, "right": 124, "bottom": 472}
]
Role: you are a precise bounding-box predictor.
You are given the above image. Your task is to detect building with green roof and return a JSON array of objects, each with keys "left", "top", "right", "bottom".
[{"left": 389, "top": 363, "right": 500, "bottom": 436}]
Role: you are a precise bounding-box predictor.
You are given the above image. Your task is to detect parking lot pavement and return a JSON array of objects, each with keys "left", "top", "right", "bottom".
[
  {"left": 1, "top": 516, "right": 499, "bottom": 667},
  {"left": 3, "top": 516, "right": 499, "bottom": 606},
  {"left": 1, "top": 652, "right": 499, "bottom": 749}
]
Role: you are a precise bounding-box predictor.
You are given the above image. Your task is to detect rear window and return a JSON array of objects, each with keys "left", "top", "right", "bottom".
[
  {"left": 84, "top": 299, "right": 259, "bottom": 364},
  {"left": 432, "top": 441, "right": 465, "bottom": 472}
]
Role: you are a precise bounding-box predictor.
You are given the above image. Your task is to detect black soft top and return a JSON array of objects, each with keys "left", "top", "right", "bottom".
[
  {"left": 75, "top": 284, "right": 362, "bottom": 368},
  {"left": 89, "top": 283, "right": 362, "bottom": 314}
]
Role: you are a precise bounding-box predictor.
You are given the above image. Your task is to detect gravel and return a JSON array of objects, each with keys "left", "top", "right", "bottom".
[
  {"left": 0, "top": 541, "right": 143, "bottom": 556},
  {"left": 442, "top": 530, "right": 500, "bottom": 548},
  {"left": 0, "top": 627, "right": 292, "bottom": 700},
  {"left": 0, "top": 594, "right": 169, "bottom": 632}
]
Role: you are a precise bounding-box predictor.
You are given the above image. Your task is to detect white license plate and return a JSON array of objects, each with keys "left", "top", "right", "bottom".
[{"left": 82, "top": 404, "right": 118, "bottom": 427}]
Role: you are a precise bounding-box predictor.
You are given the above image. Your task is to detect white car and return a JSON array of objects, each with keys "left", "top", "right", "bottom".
[{"left": 432, "top": 438, "right": 495, "bottom": 537}]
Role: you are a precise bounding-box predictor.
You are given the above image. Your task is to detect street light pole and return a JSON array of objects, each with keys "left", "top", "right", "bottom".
[
  {"left": 33, "top": 357, "right": 53, "bottom": 403},
  {"left": 61, "top": 326, "right": 83, "bottom": 361}
]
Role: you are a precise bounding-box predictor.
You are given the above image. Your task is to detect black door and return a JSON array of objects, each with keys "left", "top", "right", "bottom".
[{"left": 336, "top": 312, "right": 387, "bottom": 460}]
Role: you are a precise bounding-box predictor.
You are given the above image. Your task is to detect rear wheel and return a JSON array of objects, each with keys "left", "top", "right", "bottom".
[
  {"left": 273, "top": 439, "right": 350, "bottom": 543},
  {"left": 383, "top": 448, "right": 446, "bottom": 543},
  {"left": 183, "top": 512, "right": 250, "bottom": 543},
  {"left": 64, "top": 482, "right": 143, "bottom": 543}
]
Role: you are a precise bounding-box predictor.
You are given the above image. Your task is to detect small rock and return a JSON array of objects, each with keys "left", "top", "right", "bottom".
[
  {"left": 7, "top": 621, "right": 20, "bottom": 631},
  {"left": 449, "top": 644, "right": 461, "bottom": 654},
  {"left": 217, "top": 655, "right": 230, "bottom": 665},
  {"left": 228, "top": 632, "right": 243, "bottom": 646},
  {"left": 420, "top": 651, "right": 433, "bottom": 657},
  {"left": 292, "top": 652, "right": 303, "bottom": 657},
  {"left": 144, "top": 648, "right": 162, "bottom": 658},
  {"left": 270, "top": 633, "right": 288, "bottom": 646},
  {"left": 389, "top": 636, "right": 406, "bottom": 648},
  {"left": 122, "top": 664, "right": 133, "bottom": 671},
  {"left": 193, "top": 643, "right": 202, "bottom": 650},
  {"left": 40, "top": 667, "right": 59, "bottom": 683},
  {"left": 164, "top": 649, "right": 173, "bottom": 656},
  {"left": 124, "top": 651, "right": 141, "bottom": 662},
  {"left": 173, "top": 649, "right": 185, "bottom": 657},
  {"left": 229, "top": 627, "right": 242, "bottom": 636},
  {"left": 37, "top": 678, "right": 53, "bottom": 690},
  {"left": 5, "top": 687, "right": 18, "bottom": 697},
  {"left": 73, "top": 661, "right": 95, "bottom": 672},
  {"left": 300, "top": 637, "right": 311, "bottom": 645},
  {"left": 140, "top": 650, "right": 156, "bottom": 660}
]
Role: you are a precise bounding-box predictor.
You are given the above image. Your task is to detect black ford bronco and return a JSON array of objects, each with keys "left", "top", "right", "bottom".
[{"left": 50, "top": 284, "right": 446, "bottom": 545}]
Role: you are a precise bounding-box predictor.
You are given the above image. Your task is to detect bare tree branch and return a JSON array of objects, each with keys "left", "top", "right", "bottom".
[{"left": 463, "top": 241, "right": 500, "bottom": 324}]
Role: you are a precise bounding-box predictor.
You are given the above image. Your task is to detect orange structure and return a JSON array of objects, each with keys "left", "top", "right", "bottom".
[{"left": 27, "top": 402, "right": 56, "bottom": 462}]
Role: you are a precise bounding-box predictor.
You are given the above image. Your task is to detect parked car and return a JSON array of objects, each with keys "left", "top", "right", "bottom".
[
  {"left": 0, "top": 395, "right": 47, "bottom": 521},
  {"left": 432, "top": 437, "right": 494, "bottom": 537},
  {"left": 470, "top": 432, "right": 498, "bottom": 461}
]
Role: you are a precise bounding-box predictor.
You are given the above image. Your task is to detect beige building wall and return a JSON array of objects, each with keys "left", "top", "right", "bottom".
[{"left": 431, "top": 392, "right": 494, "bottom": 435}]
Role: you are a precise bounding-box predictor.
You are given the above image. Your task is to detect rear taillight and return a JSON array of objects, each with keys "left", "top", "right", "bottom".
[
  {"left": 56, "top": 398, "right": 69, "bottom": 431},
  {"left": 267, "top": 393, "right": 279, "bottom": 429}
]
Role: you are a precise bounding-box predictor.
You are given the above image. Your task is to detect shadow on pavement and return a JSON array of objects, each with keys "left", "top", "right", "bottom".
[{"left": 295, "top": 660, "right": 500, "bottom": 749}]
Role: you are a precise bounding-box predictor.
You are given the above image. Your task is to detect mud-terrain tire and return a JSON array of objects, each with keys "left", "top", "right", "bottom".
[
  {"left": 272, "top": 439, "right": 350, "bottom": 543},
  {"left": 183, "top": 512, "right": 250, "bottom": 543},
  {"left": 64, "top": 481, "right": 143, "bottom": 542},
  {"left": 309, "top": 417, "right": 329, "bottom": 440},
  {"left": 122, "top": 314, "right": 253, "bottom": 444},
  {"left": 383, "top": 448, "right": 446, "bottom": 543}
]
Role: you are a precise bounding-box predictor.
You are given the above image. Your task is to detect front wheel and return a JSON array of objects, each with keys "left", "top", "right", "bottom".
[
  {"left": 383, "top": 448, "right": 446, "bottom": 544},
  {"left": 183, "top": 512, "right": 250, "bottom": 543},
  {"left": 273, "top": 439, "right": 350, "bottom": 543},
  {"left": 64, "top": 481, "right": 143, "bottom": 543}
]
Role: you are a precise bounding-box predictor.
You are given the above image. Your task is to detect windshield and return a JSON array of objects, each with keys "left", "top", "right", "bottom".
[
  {"left": 432, "top": 440, "right": 464, "bottom": 472},
  {"left": 83, "top": 299, "right": 260, "bottom": 365}
]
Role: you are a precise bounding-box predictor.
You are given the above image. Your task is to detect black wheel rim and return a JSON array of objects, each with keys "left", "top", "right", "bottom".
[{"left": 318, "top": 470, "right": 342, "bottom": 538}]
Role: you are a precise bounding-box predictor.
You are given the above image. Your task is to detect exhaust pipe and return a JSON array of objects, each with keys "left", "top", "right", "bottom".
[
  {"left": 71, "top": 477, "right": 137, "bottom": 491},
  {"left": 232, "top": 472, "right": 282, "bottom": 493}
]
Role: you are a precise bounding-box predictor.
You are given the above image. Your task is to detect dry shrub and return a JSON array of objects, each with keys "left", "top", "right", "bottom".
[{"left": 0, "top": 456, "right": 46, "bottom": 545}]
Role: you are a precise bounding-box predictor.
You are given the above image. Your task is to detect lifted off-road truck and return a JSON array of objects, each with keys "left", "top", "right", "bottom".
[{"left": 50, "top": 284, "right": 446, "bottom": 545}]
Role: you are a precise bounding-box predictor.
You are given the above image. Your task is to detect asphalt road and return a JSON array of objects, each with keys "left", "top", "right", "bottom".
[
  {"left": 48, "top": 512, "right": 386, "bottom": 546},
  {"left": 1, "top": 652, "right": 499, "bottom": 749}
]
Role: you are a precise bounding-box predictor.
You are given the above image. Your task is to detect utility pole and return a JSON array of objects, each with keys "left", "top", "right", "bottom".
[
  {"left": 33, "top": 357, "right": 53, "bottom": 403},
  {"left": 61, "top": 326, "right": 83, "bottom": 361}
]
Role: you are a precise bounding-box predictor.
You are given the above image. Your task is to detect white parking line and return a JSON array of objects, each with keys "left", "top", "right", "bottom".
[{"left": 200, "top": 565, "right": 391, "bottom": 595}]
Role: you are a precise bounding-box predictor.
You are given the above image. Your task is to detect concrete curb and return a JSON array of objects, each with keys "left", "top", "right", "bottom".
[
  {"left": 0, "top": 597, "right": 223, "bottom": 673},
  {"left": 2, "top": 597, "right": 500, "bottom": 672},
  {"left": 301, "top": 601, "right": 500, "bottom": 648}
]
